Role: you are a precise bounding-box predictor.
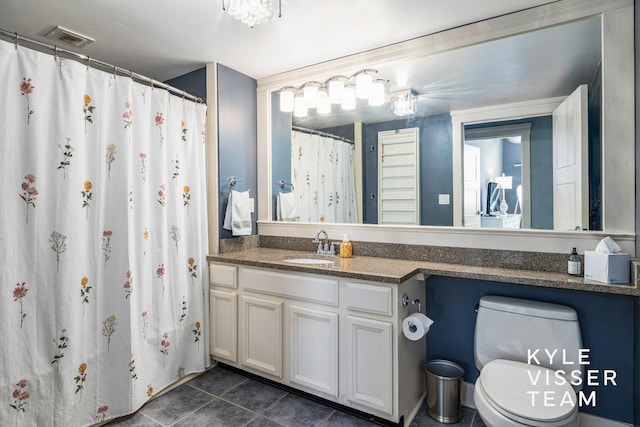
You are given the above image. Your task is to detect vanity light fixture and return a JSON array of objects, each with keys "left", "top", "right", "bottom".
[
  {"left": 278, "top": 70, "right": 386, "bottom": 114},
  {"left": 341, "top": 85, "right": 357, "bottom": 111},
  {"left": 328, "top": 77, "right": 347, "bottom": 104},
  {"left": 278, "top": 87, "right": 296, "bottom": 113},
  {"left": 391, "top": 89, "right": 417, "bottom": 116},
  {"left": 368, "top": 79, "right": 386, "bottom": 106},
  {"left": 316, "top": 88, "right": 331, "bottom": 114},
  {"left": 293, "top": 93, "right": 307, "bottom": 118},
  {"left": 355, "top": 69, "right": 377, "bottom": 99},
  {"left": 222, "top": 0, "right": 281, "bottom": 28},
  {"left": 302, "top": 81, "right": 322, "bottom": 108}
]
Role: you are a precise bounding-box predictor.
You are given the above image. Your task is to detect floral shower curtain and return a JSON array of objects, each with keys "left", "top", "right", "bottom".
[
  {"left": 291, "top": 131, "right": 358, "bottom": 223},
  {"left": 0, "top": 39, "right": 208, "bottom": 426}
]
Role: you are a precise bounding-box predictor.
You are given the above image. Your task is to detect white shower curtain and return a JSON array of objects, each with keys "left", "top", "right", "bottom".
[
  {"left": 291, "top": 131, "right": 358, "bottom": 223},
  {"left": 0, "top": 39, "right": 208, "bottom": 426}
]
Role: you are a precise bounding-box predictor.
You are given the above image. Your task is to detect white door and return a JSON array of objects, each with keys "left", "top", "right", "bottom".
[
  {"left": 210, "top": 289, "right": 238, "bottom": 363},
  {"left": 463, "top": 144, "right": 481, "bottom": 227},
  {"left": 289, "top": 305, "right": 338, "bottom": 397},
  {"left": 553, "top": 84, "right": 588, "bottom": 231},
  {"left": 378, "top": 128, "right": 420, "bottom": 225},
  {"left": 240, "top": 295, "right": 283, "bottom": 378},
  {"left": 346, "top": 315, "right": 393, "bottom": 415}
]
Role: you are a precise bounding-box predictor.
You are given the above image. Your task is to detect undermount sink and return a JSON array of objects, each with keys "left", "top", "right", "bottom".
[{"left": 284, "top": 257, "right": 335, "bottom": 265}]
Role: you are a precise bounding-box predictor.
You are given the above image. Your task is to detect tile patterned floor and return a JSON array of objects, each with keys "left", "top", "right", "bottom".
[{"left": 106, "top": 364, "right": 486, "bottom": 427}]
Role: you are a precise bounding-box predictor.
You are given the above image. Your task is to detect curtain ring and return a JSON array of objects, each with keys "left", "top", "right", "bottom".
[
  {"left": 54, "top": 46, "right": 58, "bottom": 60},
  {"left": 14, "top": 33, "right": 18, "bottom": 50},
  {"left": 86, "top": 56, "right": 90, "bottom": 71}
]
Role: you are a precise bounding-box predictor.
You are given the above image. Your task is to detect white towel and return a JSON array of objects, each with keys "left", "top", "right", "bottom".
[
  {"left": 223, "top": 190, "right": 252, "bottom": 236},
  {"left": 277, "top": 192, "right": 297, "bottom": 222}
]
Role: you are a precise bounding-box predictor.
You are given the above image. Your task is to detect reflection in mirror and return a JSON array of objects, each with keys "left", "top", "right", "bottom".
[{"left": 271, "top": 15, "right": 603, "bottom": 231}]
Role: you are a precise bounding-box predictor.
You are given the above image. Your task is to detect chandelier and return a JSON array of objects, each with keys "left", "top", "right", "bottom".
[
  {"left": 223, "top": 0, "right": 281, "bottom": 27},
  {"left": 278, "top": 70, "right": 387, "bottom": 118},
  {"left": 390, "top": 89, "right": 417, "bottom": 116}
]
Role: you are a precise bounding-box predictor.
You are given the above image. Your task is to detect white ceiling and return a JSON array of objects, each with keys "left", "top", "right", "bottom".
[{"left": 0, "top": 0, "right": 556, "bottom": 82}]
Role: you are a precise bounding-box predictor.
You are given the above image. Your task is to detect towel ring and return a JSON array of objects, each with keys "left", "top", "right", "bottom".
[
  {"left": 277, "top": 180, "right": 294, "bottom": 191},
  {"left": 229, "top": 176, "right": 242, "bottom": 187}
]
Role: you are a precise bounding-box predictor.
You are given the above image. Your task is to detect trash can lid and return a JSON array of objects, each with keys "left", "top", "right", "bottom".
[{"left": 426, "top": 360, "right": 464, "bottom": 379}]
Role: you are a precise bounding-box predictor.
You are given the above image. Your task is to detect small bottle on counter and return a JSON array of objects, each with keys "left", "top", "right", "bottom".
[
  {"left": 568, "top": 247, "right": 581, "bottom": 276},
  {"left": 340, "top": 234, "right": 353, "bottom": 258}
]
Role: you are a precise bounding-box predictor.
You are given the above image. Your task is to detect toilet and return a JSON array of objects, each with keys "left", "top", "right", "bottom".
[{"left": 473, "top": 296, "right": 583, "bottom": 427}]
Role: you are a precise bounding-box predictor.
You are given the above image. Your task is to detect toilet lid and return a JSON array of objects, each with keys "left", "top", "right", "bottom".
[{"left": 480, "top": 359, "right": 577, "bottom": 423}]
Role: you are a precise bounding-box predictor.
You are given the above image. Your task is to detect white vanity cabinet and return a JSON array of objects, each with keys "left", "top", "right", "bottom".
[
  {"left": 208, "top": 263, "right": 238, "bottom": 363},
  {"left": 208, "top": 261, "right": 426, "bottom": 425}
]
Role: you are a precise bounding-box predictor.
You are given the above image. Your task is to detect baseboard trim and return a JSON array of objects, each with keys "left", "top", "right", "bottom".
[{"left": 461, "top": 381, "right": 632, "bottom": 427}]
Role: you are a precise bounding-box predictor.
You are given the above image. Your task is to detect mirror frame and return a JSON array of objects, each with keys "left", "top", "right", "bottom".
[{"left": 255, "top": 0, "right": 635, "bottom": 255}]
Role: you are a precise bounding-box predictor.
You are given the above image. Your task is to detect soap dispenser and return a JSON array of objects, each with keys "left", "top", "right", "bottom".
[
  {"left": 340, "top": 234, "right": 353, "bottom": 258},
  {"left": 568, "top": 247, "right": 581, "bottom": 276}
]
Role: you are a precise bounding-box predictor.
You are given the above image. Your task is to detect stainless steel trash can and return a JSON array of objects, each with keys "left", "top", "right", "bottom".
[{"left": 425, "top": 359, "right": 464, "bottom": 424}]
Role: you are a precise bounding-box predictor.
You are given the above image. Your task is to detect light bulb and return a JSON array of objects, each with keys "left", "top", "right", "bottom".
[
  {"left": 368, "top": 79, "right": 385, "bottom": 106},
  {"left": 279, "top": 88, "right": 295, "bottom": 113},
  {"left": 294, "top": 94, "right": 307, "bottom": 117},
  {"left": 341, "top": 85, "right": 356, "bottom": 110},
  {"left": 328, "top": 79, "right": 345, "bottom": 104},
  {"left": 355, "top": 72, "right": 373, "bottom": 99},
  {"left": 317, "top": 89, "right": 331, "bottom": 114}
]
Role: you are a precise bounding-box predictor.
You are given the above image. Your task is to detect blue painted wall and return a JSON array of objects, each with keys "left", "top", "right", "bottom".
[
  {"left": 271, "top": 92, "right": 292, "bottom": 220},
  {"left": 363, "top": 114, "right": 453, "bottom": 226},
  {"left": 217, "top": 64, "right": 257, "bottom": 238},
  {"left": 164, "top": 67, "right": 207, "bottom": 101},
  {"left": 425, "top": 276, "right": 635, "bottom": 423}
]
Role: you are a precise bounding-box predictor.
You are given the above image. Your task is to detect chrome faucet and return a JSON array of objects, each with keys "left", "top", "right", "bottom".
[{"left": 312, "top": 229, "right": 337, "bottom": 255}]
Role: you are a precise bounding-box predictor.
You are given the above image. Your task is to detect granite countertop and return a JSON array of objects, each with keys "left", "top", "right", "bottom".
[{"left": 207, "top": 248, "right": 640, "bottom": 296}]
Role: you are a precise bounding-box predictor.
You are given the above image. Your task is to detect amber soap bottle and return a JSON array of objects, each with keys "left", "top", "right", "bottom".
[{"left": 340, "top": 235, "right": 353, "bottom": 258}]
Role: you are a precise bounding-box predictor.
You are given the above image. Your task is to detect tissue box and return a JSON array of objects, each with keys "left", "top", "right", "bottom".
[{"left": 584, "top": 251, "right": 630, "bottom": 284}]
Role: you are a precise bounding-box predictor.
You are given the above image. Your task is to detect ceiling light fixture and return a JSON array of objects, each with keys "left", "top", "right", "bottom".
[
  {"left": 391, "top": 89, "right": 418, "bottom": 116},
  {"left": 278, "top": 70, "right": 387, "bottom": 114},
  {"left": 222, "top": 0, "right": 281, "bottom": 28}
]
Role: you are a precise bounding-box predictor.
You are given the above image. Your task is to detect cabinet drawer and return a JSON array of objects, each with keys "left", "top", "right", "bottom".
[
  {"left": 209, "top": 263, "right": 237, "bottom": 288},
  {"left": 346, "top": 282, "right": 393, "bottom": 317},
  {"left": 241, "top": 267, "right": 338, "bottom": 307}
]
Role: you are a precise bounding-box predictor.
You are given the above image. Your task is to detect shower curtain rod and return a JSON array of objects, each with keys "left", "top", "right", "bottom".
[
  {"left": 0, "top": 28, "right": 204, "bottom": 103},
  {"left": 292, "top": 126, "right": 353, "bottom": 144}
]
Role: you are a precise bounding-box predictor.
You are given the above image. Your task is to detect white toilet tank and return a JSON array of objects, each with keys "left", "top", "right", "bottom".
[{"left": 474, "top": 295, "right": 583, "bottom": 374}]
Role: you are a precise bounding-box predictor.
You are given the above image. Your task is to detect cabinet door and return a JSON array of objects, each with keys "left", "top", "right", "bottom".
[
  {"left": 241, "top": 295, "right": 283, "bottom": 378},
  {"left": 209, "top": 289, "right": 237, "bottom": 363},
  {"left": 346, "top": 315, "right": 393, "bottom": 415},
  {"left": 289, "top": 305, "right": 338, "bottom": 397}
]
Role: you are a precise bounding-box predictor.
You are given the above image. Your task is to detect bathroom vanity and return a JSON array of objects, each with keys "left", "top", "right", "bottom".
[{"left": 208, "top": 255, "right": 426, "bottom": 425}]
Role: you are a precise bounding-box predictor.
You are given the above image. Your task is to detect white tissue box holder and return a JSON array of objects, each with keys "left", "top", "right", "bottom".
[{"left": 584, "top": 251, "right": 630, "bottom": 284}]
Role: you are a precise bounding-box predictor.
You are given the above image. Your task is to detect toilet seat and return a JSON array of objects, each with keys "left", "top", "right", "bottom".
[{"left": 476, "top": 359, "right": 578, "bottom": 427}]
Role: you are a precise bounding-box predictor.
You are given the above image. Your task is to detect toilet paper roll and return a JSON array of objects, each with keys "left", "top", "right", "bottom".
[{"left": 402, "top": 313, "right": 434, "bottom": 341}]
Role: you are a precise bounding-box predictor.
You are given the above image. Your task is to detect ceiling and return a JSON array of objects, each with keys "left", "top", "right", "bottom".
[{"left": 0, "top": 0, "right": 556, "bottom": 82}]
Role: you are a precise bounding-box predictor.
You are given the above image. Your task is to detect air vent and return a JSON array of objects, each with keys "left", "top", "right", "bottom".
[{"left": 45, "top": 26, "right": 95, "bottom": 48}]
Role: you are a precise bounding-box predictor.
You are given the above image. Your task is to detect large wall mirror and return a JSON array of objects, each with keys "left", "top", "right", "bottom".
[{"left": 256, "top": 0, "right": 635, "bottom": 252}]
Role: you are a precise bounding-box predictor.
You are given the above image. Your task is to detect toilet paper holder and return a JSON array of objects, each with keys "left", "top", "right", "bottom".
[{"left": 402, "top": 293, "right": 422, "bottom": 313}]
